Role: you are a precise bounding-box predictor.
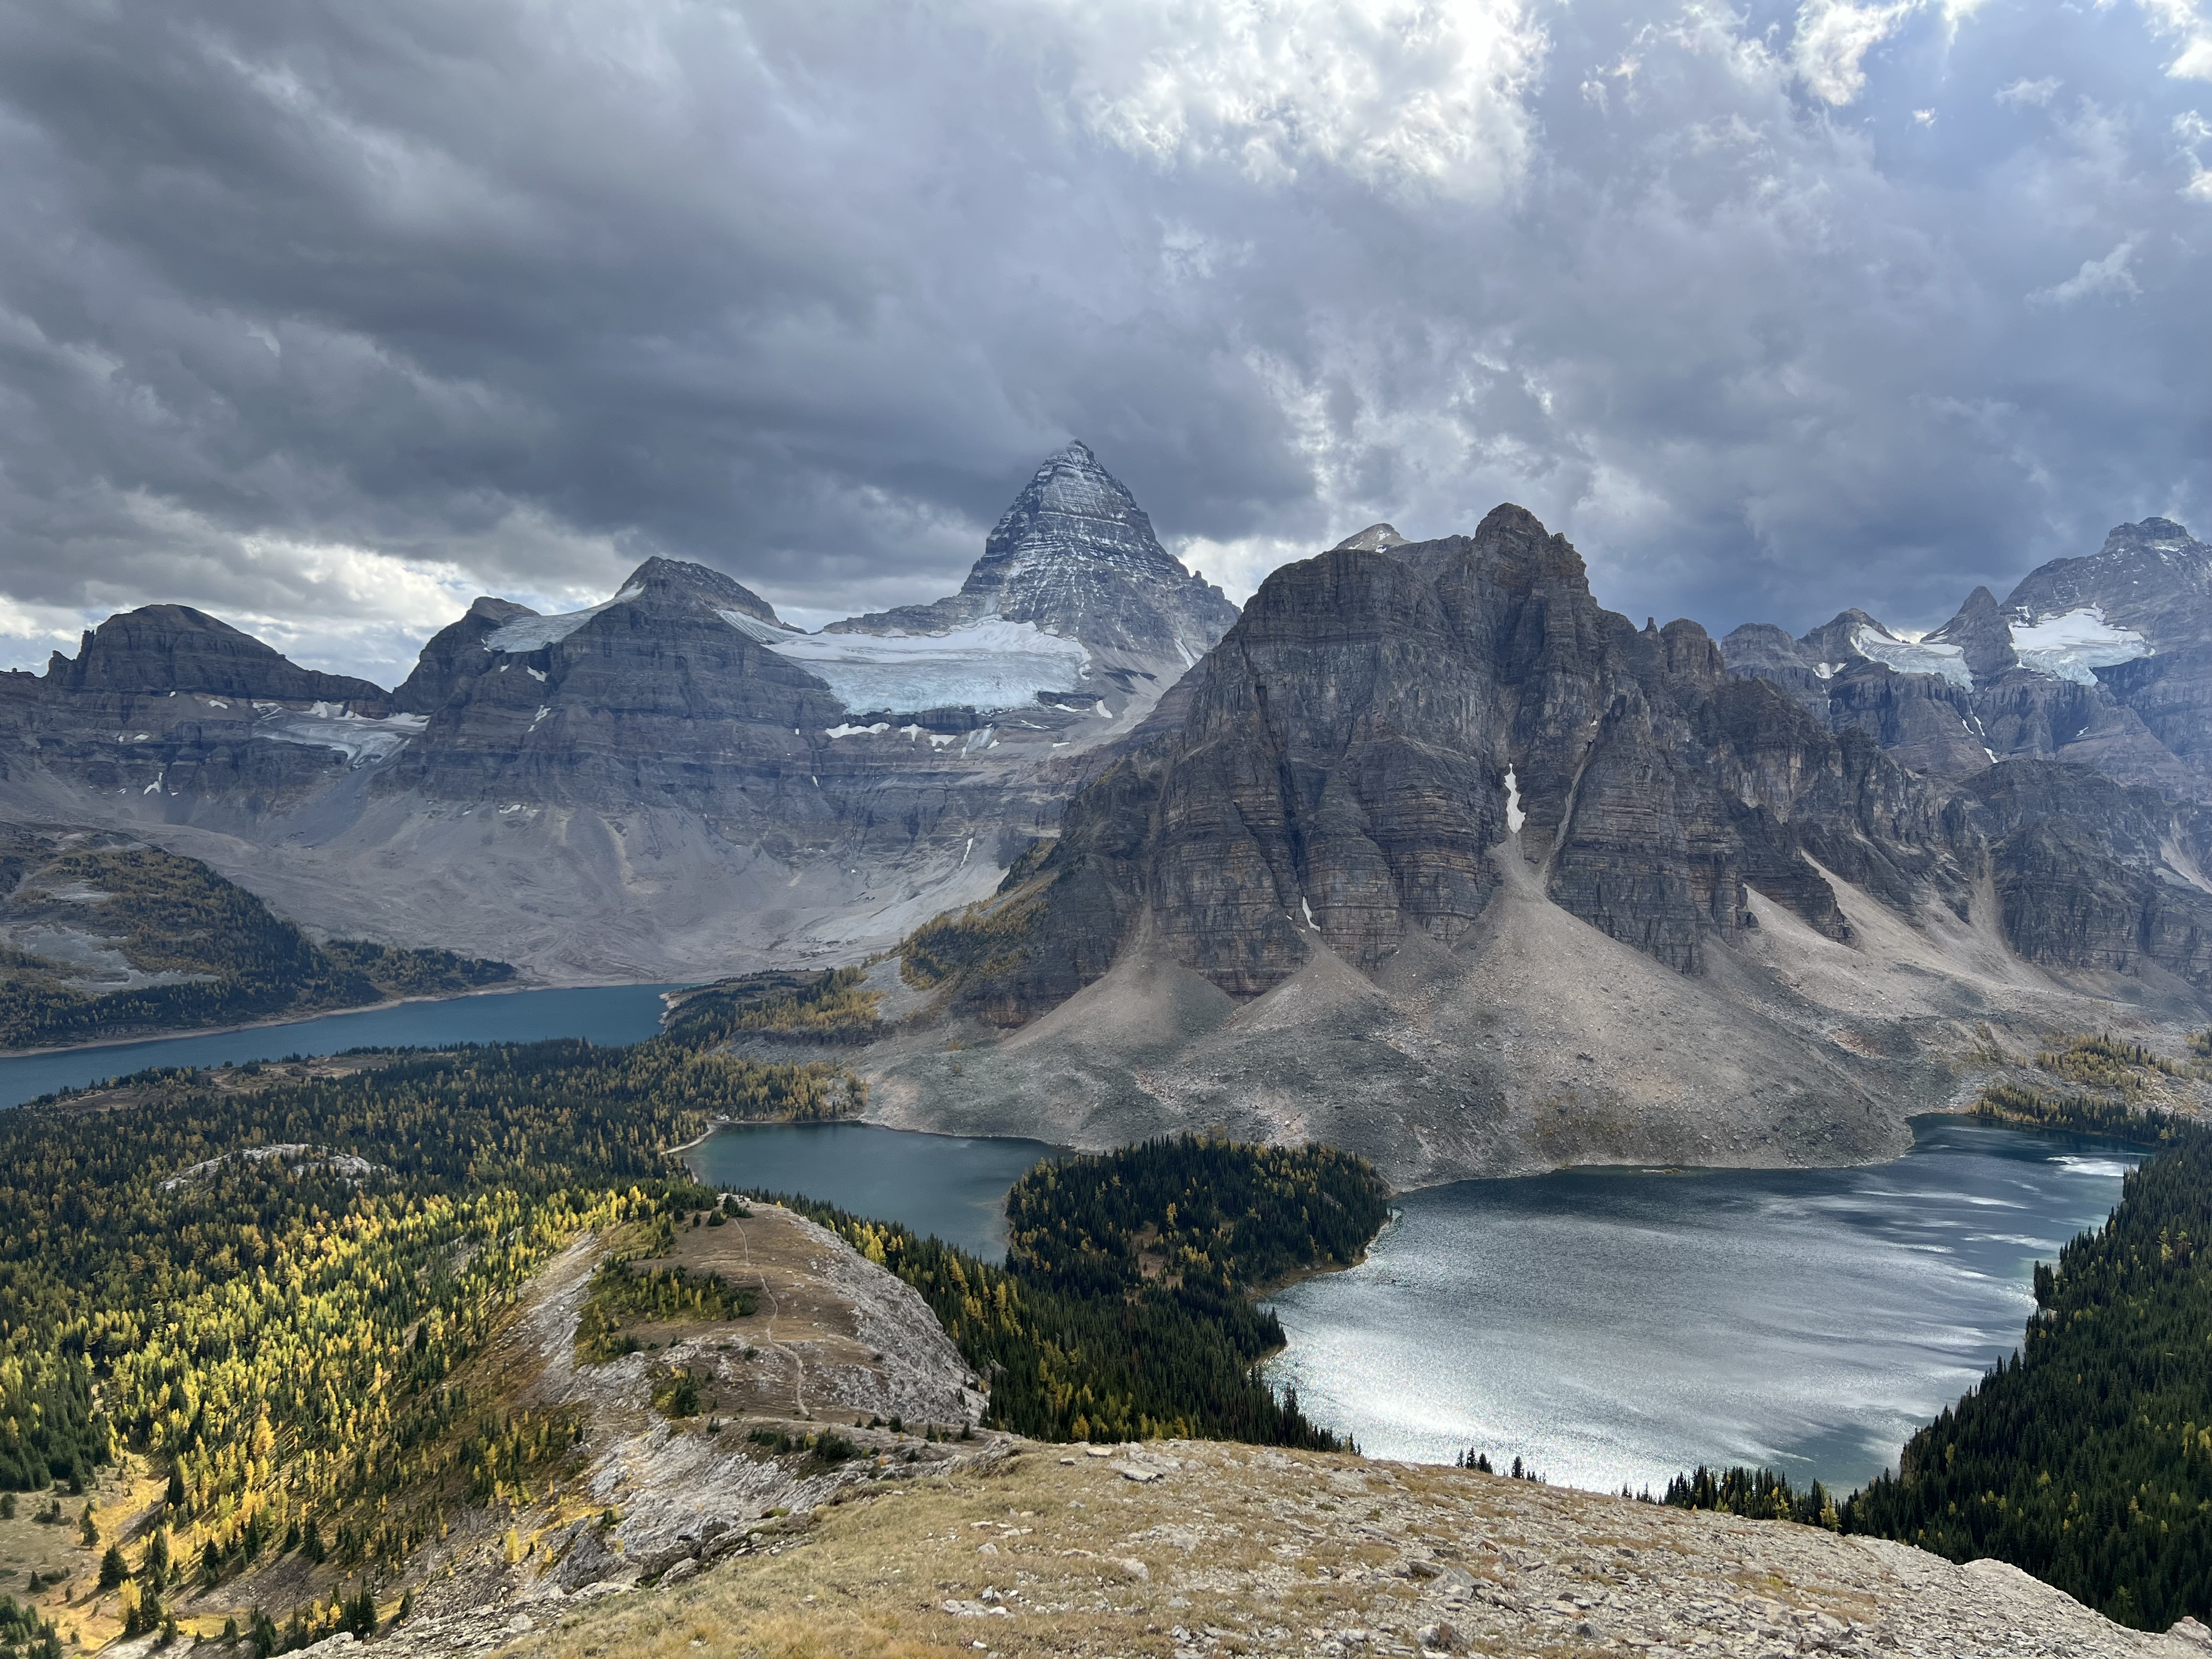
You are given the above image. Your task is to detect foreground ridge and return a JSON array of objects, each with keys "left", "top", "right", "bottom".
[{"left": 472, "top": 1440, "right": 2198, "bottom": 1658}]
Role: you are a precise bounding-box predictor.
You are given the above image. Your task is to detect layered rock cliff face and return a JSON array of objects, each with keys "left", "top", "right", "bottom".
[
  {"left": 1721, "top": 519, "right": 2212, "bottom": 800},
  {"left": 913, "top": 508, "right": 1970, "bottom": 1023},
  {"left": 849, "top": 510, "right": 2212, "bottom": 1182},
  {"left": 1959, "top": 763, "right": 2212, "bottom": 991},
  {"left": 0, "top": 447, "right": 1239, "bottom": 980}
]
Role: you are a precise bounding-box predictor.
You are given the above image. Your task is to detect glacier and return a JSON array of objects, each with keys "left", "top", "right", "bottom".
[
  {"left": 2010, "top": 607, "right": 2152, "bottom": 684},
  {"left": 1850, "top": 625, "right": 1973, "bottom": 688},
  {"left": 759, "top": 618, "right": 1090, "bottom": 714},
  {"left": 256, "top": 708, "right": 429, "bottom": 764},
  {"left": 483, "top": 585, "right": 644, "bottom": 652}
]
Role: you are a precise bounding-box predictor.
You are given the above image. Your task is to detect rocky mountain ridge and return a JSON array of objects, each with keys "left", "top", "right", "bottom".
[
  {"left": 848, "top": 510, "right": 2212, "bottom": 1184},
  {"left": 0, "top": 447, "right": 1238, "bottom": 981},
  {"left": 1722, "top": 517, "right": 2212, "bottom": 799}
]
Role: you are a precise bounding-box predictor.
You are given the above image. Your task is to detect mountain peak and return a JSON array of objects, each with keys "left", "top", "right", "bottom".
[
  {"left": 1333, "top": 524, "right": 1407, "bottom": 552},
  {"left": 619, "top": 556, "right": 781, "bottom": 623},
  {"left": 828, "top": 443, "right": 1239, "bottom": 673},
  {"left": 968, "top": 443, "right": 1169, "bottom": 595},
  {"left": 44, "top": 603, "right": 388, "bottom": 705},
  {"left": 1927, "top": 584, "right": 2017, "bottom": 682}
]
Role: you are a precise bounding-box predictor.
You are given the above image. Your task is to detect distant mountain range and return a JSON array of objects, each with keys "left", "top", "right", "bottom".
[
  {"left": 7, "top": 450, "right": 2212, "bottom": 1177},
  {"left": 1721, "top": 517, "right": 2212, "bottom": 798},
  {"left": 855, "top": 509, "right": 2212, "bottom": 1183},
  {"left": 0, "top": 443, "right": 1238, "bottom": 983}
]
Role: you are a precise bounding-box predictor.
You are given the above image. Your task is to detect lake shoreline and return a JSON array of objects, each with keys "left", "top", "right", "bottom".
[{"left": 0, "top": 977, "right": 687, "bottom": 1062}]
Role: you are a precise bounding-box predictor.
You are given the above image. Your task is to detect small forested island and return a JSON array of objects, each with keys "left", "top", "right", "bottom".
[{"left": 0, "top": 827, "right": 513, "bottom": 1052}]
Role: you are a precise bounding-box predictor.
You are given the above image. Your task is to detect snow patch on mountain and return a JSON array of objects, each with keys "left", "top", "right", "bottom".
[
  {"left": 256, "top": 708, "right": 428, "bottom": 764},
  {"left": 484, "top": 585, "right": 644, "bottom": 652},
  {"left": 1850, "top": 625, "right": 1973, "bottom": 687},
  {"left": 2010, "top": 607, "right": 2152, "bottom": 684},
  {"left": 764, "top": 619, "right": 1090, "bottom": 714},
  {"left": 718, "top": 608, "right": 802, "bottom": 645}
]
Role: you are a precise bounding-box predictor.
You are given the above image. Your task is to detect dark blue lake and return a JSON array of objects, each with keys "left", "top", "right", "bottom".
[
  {"left": 684, "top": 1121, "right": 1061, "bottom": 1260},
  {"left": 0, "top": 983, "right": 682, "bottom": 1108}
]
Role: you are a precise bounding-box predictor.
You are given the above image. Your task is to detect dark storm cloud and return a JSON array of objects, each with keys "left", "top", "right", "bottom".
[{"left": 0, "top": 0, "right": 2207, "bottom": 682}]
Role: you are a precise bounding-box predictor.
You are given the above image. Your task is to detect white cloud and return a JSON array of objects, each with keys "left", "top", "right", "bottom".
[
  {"left": 1058, "top": 0, "right": 1549, "bottom": 200},
  {"left": 1996, "top": 76, "right": 2061, "bottom": 107},
  {"left": 2137, "top": 0, "right": 2212, "bottom": 81},
  {"left": 1790, "top": 0, "right": 1987, "bottom": 105},
  {"left": 2032, "top": 239, "right": 2143, "bottom": 304},
  {"left": 1793, "top": 0, "right": 1922, "bottom": 105}
]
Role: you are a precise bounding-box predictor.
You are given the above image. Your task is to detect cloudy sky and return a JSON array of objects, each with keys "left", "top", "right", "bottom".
[{"left": 1, "top": 0, "right": 2207, "bottom": 684}]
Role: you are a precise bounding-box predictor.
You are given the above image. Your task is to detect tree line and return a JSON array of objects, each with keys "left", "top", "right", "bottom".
[{"left": 0, "top": 1028, "right": 858, "bottom": 1652}]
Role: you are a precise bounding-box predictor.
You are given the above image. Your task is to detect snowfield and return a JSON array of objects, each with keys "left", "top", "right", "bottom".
[
  {"left": 2010, "top": 606, "right": 2152, "bottom": 684},
  {"left": 1851, "top": 624, "right": 1973, "bottom": 687},
  {"left": 761, "top": 618, "right": 1090, "bottom": 714},
  {"left": 255, "top": 708, "right": 429, "bottom": 763},
  {"left": 483, "top": 585, "right": 644, "bottom": 652}
]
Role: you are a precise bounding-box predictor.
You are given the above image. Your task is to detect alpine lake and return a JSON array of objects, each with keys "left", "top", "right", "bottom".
[{"left": 0, "top": 986, "right": 2141, "bottom": 1497}]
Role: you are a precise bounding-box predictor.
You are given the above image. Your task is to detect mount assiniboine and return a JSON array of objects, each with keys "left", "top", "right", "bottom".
[
  {"left": 8, "top": 455, "right": 2212, "bottom": 1178},
  {"left": 0, "top": 444, "right": 1237, "bottom": 981}
]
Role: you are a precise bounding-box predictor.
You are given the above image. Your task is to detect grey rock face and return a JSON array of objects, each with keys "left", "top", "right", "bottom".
[
  {"left": 392, "top": 596, "right": 535, "bottom": 715},
  {"left": 2005, "top": 517, "right": 2212, "bottom": 646},
  {"left": 1926, "top": 585, "right": 2018, "bottom": 682},
  {"left": 47, "top": 605, "right": 388, "bottom": 707},
  {"left": 1959, "top": 761, "right": 2212, "bottom": 992},
  {"left": 1717, "top": 623, "right": 1830, "bottom": 716},
  {"left": 934, "top": 505, "right": 1971, "bottom": 1019}
]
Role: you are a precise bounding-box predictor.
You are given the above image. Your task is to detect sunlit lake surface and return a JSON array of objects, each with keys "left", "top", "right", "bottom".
[{"left": 1262, "top": 1116, "right": 2141, "bottom": 1494}]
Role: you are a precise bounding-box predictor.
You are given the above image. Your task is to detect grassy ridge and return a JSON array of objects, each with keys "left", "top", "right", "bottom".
[{"left": 0, "top": 1029, "right": 854, "bottom": 1591}]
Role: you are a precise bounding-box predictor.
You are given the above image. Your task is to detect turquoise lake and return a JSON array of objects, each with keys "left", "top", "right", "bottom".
[{"left": 0, "top": 982, "right": 682, "bottom": 1107}]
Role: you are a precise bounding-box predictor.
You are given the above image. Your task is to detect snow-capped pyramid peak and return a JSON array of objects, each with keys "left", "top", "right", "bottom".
[
  {"left": 967, "top": 441, "right": 1174, "bottom": 597},
  {"left": 826, "top": 443, "right": 1239, "bottom": 671}
]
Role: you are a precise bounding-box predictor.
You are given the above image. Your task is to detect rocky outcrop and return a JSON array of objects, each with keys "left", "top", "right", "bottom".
[
  {"left": 1957, "top": 762, "right": 2212, "bottom": 993},
  {"left": 1926, "top": 585, "right": 2018, "bottom": 682},
  {"left": 43, "top": 604, "right": 388, "bottom": 707},
  {"left": 391, "top": 596, "right": 535, "bottom": 714},
  {"left": 495, "top": 1440, "right": 2212, "bottom": 1659}
]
